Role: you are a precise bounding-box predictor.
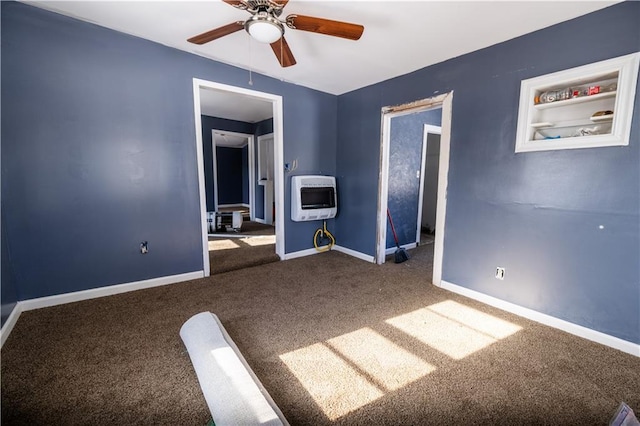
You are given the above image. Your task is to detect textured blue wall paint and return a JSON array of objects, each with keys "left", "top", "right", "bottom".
[
  {"left": 201, "top": 115, "right": 254, "bottom": 211},
  {"left": 1, "top": 2, "right": 337, "bottom": 300},
  {"left": 285, "top": 94, "right": 338, "bottom": 253},
  {"left": 387, "top": 109, "right": 442, "bottom": 249},
  {"left": 336, "top": 2, "right": 640, "bottom": 343},
  {"left": 216, "top": 147, "right": 244, "bottom": 205}
]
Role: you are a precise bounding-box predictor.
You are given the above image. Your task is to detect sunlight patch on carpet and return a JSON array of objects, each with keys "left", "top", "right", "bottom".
[
  {"left": 386, "top": 301, "right": 521, "bottom": 360},
  {"left": 427, "top": 300, "right": 522, "bottom": 339},
  {"left": 241, "top": 235, "right": 276, "bottom": 246},
  {"left": 279, "top": 343, "right": 384, "bottom": 421},
  {"left": 327, "top": 327, "right": 436, "bottom": 391},
  {"left": 208, "top": 239, "right": 239, "bottom": 251}
]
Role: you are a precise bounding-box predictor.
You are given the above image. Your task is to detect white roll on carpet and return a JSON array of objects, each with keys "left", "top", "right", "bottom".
[{"left": 180, "top": 312, "right": 287, "bottom": 426}]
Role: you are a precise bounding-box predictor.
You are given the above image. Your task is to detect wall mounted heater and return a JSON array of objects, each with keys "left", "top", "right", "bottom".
[{"left": 291, "top": 175, "right": 337, "bottom": 222}]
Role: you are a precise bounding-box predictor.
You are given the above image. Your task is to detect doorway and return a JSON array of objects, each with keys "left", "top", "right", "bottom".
[
  {"left": 417, "top": 125, "right": 442, "bottom": 245},
  {"left": 192, "top": 79, "right": 285, "bottom": 277},
  {"left": 211, "top": 130, "right": 253, "bottom": 215},
  {"left": 376, "top": 92, "right": 453, "bottom": 286}
]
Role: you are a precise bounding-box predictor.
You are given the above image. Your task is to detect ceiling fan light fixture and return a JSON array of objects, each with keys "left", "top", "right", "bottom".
[{"left": 245, "top": 13, "right": 284, "bottom": 44}]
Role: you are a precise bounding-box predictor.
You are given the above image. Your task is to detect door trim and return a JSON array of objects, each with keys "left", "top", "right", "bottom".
[
  {"left": 256, "top": 133, "right": 274, "bottom": 225},
  {"left": 376, "top": 92, "right": 453, "bottom": 287},
  {"left": 192, "top": 78, "right": 285, "bottom": 276}
]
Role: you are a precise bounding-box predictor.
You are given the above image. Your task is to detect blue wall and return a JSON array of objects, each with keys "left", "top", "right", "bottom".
[
  {"left": 336, "top": 2, "right": 640, "bottom": 343},
  {"left": 216, "top": 147, "right": 244, "bottom": 205},
  {"left": 1, "top": 2, "right": 337, "bottom": 302},
  {"left": 284, "top": 98, "right": 338, "bottom": 251},
  {"left": 387, "top": 109, "right": 442, "bottom": 249}
]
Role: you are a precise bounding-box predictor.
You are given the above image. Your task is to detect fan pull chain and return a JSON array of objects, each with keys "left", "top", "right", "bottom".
[{"left": 248, "top": 33, "right": 253, "bottom": 86}]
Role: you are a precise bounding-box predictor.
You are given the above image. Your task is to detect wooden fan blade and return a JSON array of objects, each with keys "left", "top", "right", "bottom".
[
  {"left": 270, "top": 37, "right": 296, "bottom": 67},
  {"left": 222, "top": 0, "right": 244, "bottom": 7},
  {"left": 187, "top": 22, "right": 244, "bottom": 45},
  {"left": 273, "top": 0, "right": 289, "bottom": 7},
  {"left": 286, "top": 14, "right": 364, "bottom": 40}
]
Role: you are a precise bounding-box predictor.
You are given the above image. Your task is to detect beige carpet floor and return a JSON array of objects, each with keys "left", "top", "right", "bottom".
[
  {"left": 209, "top": 220, "right": 279, "bottom": 275},
  {"left": 2, "top": 244, "right": 639, "bottom": 425}
]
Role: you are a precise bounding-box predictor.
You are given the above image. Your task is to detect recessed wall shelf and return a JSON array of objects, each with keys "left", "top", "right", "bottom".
[{"left": 515, "top": 53, "right": 639, "bottom": 153}]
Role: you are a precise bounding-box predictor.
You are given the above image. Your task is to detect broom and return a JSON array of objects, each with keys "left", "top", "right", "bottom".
[{"left": 387, "top": 209, "right": 409, "bottom": 263}]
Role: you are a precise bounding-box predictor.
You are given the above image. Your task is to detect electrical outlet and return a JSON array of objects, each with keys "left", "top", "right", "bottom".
[
  {"left": 140, "top": 241, "right": 148, "bottom": 254},
  {"left": 495, "top": 267, "right": 505, "bottom": 280}
]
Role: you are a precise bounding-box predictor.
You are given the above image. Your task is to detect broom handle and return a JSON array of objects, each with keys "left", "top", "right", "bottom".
[{"left": 387, "top": 209, "right": 401, "bottom": 247}]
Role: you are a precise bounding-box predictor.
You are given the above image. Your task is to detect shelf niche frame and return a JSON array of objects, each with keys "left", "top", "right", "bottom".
[{"left": 515, "top": 52, "right": 640, "bottom": 153}]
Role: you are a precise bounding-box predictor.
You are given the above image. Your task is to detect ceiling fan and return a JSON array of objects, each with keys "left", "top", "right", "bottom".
[{"left": 187, "top": 0, "right": 364, "bottom": 68}]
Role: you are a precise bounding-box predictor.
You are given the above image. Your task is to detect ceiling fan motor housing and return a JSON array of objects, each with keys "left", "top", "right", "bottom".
[
  {"left": 187, "top": 0, "right": 364, "bottom": 67},
  {"left": 244, "top": 11, "right": 284, "bottom": 43},
  {"left": 236, "top": 0, "right": 285, "bottom": 17}
]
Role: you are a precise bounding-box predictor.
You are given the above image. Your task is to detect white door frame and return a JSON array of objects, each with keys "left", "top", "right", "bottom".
[
  {"left": 192, "top": 79, "right": 285, "bottom": 276},
  {"left": 256, "top": 133, "right": 274, "bottom": 225},
  {"left": 211, "top": 130, "right": 254, "bottom": 212},
  {"left": 415, "top": 125, "right": 442, "bottom": 244},
  {"left": 376, "top": 92, "right": 453, "bottom": 287}
]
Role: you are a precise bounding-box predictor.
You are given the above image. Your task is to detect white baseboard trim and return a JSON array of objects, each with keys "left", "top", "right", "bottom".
[
  {"left": 282, "top": 246, "right": 329, "bottom": 260},
  {"left": 1, "top": 303, "right": 24, "bottom": 348},
  {"left": 282, "top": 245, "right": 375, "bottom": 263},
  {"left": 385, "top": 242, "right": 416, "bottom": 256},
  {"left": 20, "top": 271, "right": 204, "bottom": 312},
  {"left": 2, "top": 270, "right": 204, "bottom": 348},
  {"left": 254, "top": 218, "right": 266, "bottom": 224},
  {"left": 333, "top": 245, "right": 375, "bottom": 263},
  {"left": 440, "top": 280, "right": 640, "bottom": 357}
]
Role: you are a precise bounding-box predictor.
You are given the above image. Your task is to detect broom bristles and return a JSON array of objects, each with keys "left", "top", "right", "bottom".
[{"left": 394, "top": 248, "right": 409, "bottom": 263}]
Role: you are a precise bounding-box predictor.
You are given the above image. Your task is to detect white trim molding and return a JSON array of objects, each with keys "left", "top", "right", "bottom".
[
  {"left": 192, "top": 82, "right": 211, "bottom": 277},
  {"left": 1, "top": 304, "right": 23, "bottom": 348},
  {"left": 333, "top": 245, "right": 375, "bottom": 263},
  {"left": 440, "top": 280, "right": 640, "bottom": 357},
  {"left": 192, "top": 79, "right": 285, "bottom": 261},
  {"left": 281, "top": 247, "right": 328, "bottom": 260},
  {"left": 376, "top": 92, "right": 453, "bottom": 292},
  {"left": 282, "top": 245, "right": 375, "bottom": 263},
  {"left": 21, "top": 271, "right": 204, "bottom": 311},
  {"left": 0, "top": 271, "right": 204, "bottom": 348}
]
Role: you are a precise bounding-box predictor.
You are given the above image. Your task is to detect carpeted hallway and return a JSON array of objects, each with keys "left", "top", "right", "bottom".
[
  {"left": 208, "top": 220, "right": 279, "bottom": 275},
  {"left": 1, "top": 244, "right": 639, "bottom": 425}
]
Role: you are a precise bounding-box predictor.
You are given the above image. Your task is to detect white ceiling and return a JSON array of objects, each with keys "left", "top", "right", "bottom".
[
  {"left": 24, "top": 1, "right": 619, "bottom": 96},
  {"left": 200, "top": 87, "right": 273, "bottom": 122},
  {"left": 213, "top": 131, "right": 250, "bottom": 147}
]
